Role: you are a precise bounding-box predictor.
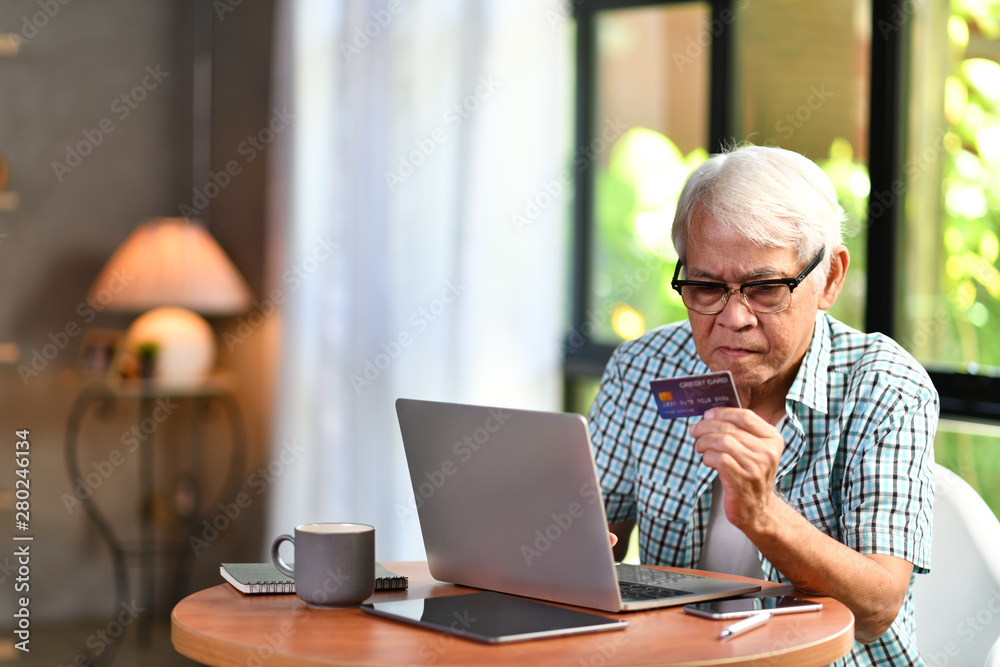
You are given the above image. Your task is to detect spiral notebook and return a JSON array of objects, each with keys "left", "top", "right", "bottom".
[{"left": 220, "top": 562, "right": 408, "bottom": 595}]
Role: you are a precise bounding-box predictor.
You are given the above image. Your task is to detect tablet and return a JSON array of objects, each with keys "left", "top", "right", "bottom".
[{"left": 361, "top": 591, "right": 628, "bottom": 644}]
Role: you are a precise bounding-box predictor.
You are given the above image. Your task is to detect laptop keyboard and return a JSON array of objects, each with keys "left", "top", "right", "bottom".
[
  {"left": 615, "top": 564, "right": 697, "bottom": 602},
  {"left": 619, "top": 581, "right": 692, "bottom": 601}
]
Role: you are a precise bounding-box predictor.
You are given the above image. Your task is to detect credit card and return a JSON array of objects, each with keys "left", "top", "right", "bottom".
[{"left": 649, "top": 370, "right": 741, "bottom": 419}]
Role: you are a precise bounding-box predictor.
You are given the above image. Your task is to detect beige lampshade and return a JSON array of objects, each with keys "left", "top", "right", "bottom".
[{"left": 88, "top": 217, "right": 252, "bottom": 314}]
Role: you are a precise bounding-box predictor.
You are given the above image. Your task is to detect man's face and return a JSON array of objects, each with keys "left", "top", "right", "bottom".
[{"left": 683, "top": 209, "right": 824, "bottom": 397}]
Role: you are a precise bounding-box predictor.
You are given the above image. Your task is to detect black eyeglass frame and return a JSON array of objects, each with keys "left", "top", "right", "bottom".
[{"left": 670, "top": 249, "right": 826, "bottom": 315}]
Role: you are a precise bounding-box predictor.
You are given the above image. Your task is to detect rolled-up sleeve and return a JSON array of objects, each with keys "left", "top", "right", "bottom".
[{"left": 841, "top": 369, "right": 938, "bottom": 574}]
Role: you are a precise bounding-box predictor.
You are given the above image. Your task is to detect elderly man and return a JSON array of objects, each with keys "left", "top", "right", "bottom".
[{"left": 590, "top": 145, "right": 938, "bottom": 665}]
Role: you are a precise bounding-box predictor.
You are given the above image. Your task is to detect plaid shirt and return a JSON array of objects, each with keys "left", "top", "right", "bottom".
[{"left": 590, "top": 312, "right": 938, "bottom": 666}]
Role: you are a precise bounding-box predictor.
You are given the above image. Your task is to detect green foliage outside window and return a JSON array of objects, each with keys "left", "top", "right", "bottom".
[
  {"left": 590, "top": 128, "right": 703, "bottom": 342},
  {"left": 933, "top": 0, "right": 1000, "bottom": 517},
  {"left": 933, "top": 3, "right": 1000, "bottom": 368},
  {"left": 591, "top": 129, "right": 872, "bottom": 341},
  {"left": 584, "top": 0, "right": 1000, "bottom": 516},
  {"left": 592, "top": 3, "right": 999, "bottom": 368}
]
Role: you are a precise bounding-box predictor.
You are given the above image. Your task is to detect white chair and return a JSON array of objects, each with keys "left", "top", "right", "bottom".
[
  {"left": 913, "top": 464, "right": 1000, "bottom": 666},
  {"left": 989, "top": 636, "right": 1000, "bottom": 667}
]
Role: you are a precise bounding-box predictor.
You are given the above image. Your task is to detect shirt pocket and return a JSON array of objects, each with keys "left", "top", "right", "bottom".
[{"left": 636, "top": 477, "right": 698, "bottom": 562}]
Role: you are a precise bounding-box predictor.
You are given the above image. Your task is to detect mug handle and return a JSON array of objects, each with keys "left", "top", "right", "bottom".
[{"left": 271, "top": 534, "right": 295, "bottom": 577}]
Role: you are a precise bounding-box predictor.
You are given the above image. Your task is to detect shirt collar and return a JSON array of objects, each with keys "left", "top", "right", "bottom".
[{"left": 784, "top": 311, "right": 831, "bottom": 415}]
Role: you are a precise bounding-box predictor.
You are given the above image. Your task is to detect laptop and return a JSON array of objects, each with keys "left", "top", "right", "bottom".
[{"left": 394, "top": 398, "right": 760, "bottom": 612}]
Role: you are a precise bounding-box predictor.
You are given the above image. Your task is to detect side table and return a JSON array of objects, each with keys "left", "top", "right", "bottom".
[{"left": 64, "top": 376, "right": 246, "bottom": 644}]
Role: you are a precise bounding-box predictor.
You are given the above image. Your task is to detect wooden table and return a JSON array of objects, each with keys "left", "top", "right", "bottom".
[{"left": 172, "top": 561, "right": 854, "bottom": 666}]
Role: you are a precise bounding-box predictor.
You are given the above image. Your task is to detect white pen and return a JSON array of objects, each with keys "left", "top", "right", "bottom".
[{"left": 718, "top": 612, "right": 772, "bottom": 640}]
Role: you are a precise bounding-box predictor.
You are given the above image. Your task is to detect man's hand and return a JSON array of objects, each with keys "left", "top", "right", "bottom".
[
  {"left": 689, "top": 407, "right": 784, "bottom": 531},
  {"left": 690, "top": 407, "right": 914, "bottom": 643},
  {"left": 609, "top": 521, "right": 634, "bottom": 562}
]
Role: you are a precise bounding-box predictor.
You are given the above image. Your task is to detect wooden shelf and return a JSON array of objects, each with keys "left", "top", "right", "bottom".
[
  {"left": 0, "top": 33, "right": 22, "bottom": 57},
  {"left": 0, "top": 638, "right": 16, "bottom": 661},
  {"left": 0, "top": 191, "right": 19, "bottom": 211},
  {"left": 1, "top": 34, "right": 21, "bottom": 214}
]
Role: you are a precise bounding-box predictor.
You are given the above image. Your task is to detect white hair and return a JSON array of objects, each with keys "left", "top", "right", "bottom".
[{"left": 671, "top": 145, "right": 845, "bottom": 286}]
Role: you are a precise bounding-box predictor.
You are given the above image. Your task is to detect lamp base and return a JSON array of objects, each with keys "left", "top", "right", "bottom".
[{"left": 120, "top": 307, "right": 216, "bottom": 388}]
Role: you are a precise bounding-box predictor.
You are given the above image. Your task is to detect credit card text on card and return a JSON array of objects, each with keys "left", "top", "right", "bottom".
[{"left": 649, "top": 371, "right": 741, "bottom": 419}]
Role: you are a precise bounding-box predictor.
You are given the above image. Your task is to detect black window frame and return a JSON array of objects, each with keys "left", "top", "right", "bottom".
[{"left": 565, "top": 0, "right": 1000, "bottom": 421}]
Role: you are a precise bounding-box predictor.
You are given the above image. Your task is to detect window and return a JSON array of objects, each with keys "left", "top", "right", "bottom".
[
  {"left": 731, "top": 0, "right": 871, "bottom": 331},
  {"left": 901, "top": 1, "right": 1000, "bottom": 380},
  {"left": 906, "top": 0, "right": 1000, "bottom": 513},
  {"left": 567, "top": 0, "right": 1000, "bottom": 501},
  {"left": 566, "top": 0, "right": 722, "bottom": 411},
  {"left": 586, "top": 4, "right": 710, "bottom": 347}
]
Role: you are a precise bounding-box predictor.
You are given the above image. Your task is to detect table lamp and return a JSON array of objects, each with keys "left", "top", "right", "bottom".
[{"left": 88, "top": 217, "right": 252, "bottom": 387}]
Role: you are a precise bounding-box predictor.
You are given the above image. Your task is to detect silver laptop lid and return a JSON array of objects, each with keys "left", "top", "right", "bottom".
[{"left": 395, "top": 398, "right": 624, "bottom": 611}]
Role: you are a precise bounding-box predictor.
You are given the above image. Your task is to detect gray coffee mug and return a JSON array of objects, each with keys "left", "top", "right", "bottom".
[{"left": 270, "top": 523, "right": 375, "bottom": 608}]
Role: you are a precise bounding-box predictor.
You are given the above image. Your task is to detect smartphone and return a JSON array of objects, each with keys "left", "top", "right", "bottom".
[{"left": 683, "top": 596, "right": 822, "bottom": 620}]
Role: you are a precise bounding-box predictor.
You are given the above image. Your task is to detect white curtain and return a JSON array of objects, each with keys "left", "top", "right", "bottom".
[{"left": 265, "top": 0, "right": 573, "bottom": 560}]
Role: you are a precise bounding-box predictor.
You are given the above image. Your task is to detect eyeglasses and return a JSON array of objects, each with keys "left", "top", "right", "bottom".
[{"left": 671, "top": 249, "right": 825, "bottom": 315}]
